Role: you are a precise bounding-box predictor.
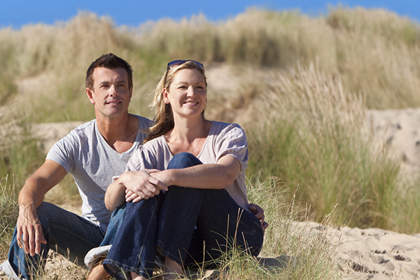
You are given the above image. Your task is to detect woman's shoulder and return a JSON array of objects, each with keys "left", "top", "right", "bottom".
[
  {"left": 210, "top": 121, "right": 245, "bottom": 137},
  {"left": 128, "top": 135, "right": 168, "bottom": 170},
  {"left": 142, "top": 135, "right": 167, "bottom": 152},
  {"left": 211, "top": 121, "right": 243, "bottom": 132}
]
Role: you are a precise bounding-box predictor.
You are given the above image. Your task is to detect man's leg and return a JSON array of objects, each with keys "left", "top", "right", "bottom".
[{"left": 5, "top": 202, "right": 104, "bottom": 279}]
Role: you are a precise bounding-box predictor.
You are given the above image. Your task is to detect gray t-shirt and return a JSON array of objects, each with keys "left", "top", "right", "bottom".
[
  {"left": 126, "top": 121, "right": 249, "bottom": 208},
  {"left": 47, "top": 115, "right": 152, "bottom": 232}
]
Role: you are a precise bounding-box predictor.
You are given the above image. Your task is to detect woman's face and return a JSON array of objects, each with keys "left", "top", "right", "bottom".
[{"left": 163, "top": 68, "right": 207, "bottom": 119}]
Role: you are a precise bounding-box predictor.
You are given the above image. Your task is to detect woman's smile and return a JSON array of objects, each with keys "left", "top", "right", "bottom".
[{"left": 164, "top": 68, "right": 207, "bottom": 117}]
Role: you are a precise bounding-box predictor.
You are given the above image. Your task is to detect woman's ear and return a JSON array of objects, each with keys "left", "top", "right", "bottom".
[{"left": 163, "top": 88, "right": 170, "bottom": 104}]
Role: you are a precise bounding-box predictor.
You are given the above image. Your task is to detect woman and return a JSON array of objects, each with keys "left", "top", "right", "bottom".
[{"left": 102, "top": 60, "right": 265, "bottom": 279}]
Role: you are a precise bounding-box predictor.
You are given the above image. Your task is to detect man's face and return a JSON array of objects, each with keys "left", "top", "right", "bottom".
[{"left": 86, "top": 67, "right": 132, "bottom": 119}]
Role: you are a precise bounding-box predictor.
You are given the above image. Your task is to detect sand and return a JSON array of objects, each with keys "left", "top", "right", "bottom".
[
  {"left": 318, "top": 108, "right": 420, "bottom": 279},
  {"left": 367, "top": 108, "right": 420, "bottom": 181},
  {"left": 297, "top": 221, "right": 420, "bottom": 279}
]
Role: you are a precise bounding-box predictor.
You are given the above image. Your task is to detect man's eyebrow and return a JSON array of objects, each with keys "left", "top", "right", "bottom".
[
  {"left": 97, "top": 81, "right": 110, "bottom": 87},
  {"left": 98, "top": 79, "right": 110, "bottom": 84}
]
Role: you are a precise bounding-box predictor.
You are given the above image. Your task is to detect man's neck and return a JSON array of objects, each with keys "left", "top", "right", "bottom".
[{"left": 96, "top": 113, "right": 138, "bottom": 153}]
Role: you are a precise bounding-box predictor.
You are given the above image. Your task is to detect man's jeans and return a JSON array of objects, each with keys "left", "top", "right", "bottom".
[
  {"left": 4, "top": 202, "right": 105, "bottom": 279},
  {"left": 103, "top": 152, "right": 264, "bottom": 279}
]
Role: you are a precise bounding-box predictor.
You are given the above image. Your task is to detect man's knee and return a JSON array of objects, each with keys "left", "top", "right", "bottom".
[
  {"left": 35, "top": 202, "right": 59, "bottom": 227},
  {"left": 36, "top": 202, "right": 58, "bottom": 215}
]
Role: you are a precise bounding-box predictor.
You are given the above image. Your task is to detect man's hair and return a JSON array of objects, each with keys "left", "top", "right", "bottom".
[{"left": 85, "top": 53, "right": 133, "bottom": 90}]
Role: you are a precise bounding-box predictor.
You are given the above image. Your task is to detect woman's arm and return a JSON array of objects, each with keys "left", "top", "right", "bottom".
[
  {"left": 105, "top": 170, "right": 168, "bottom": 211},
  {"left": 150, "top": 155, "right": 241, "bottom": 190}
]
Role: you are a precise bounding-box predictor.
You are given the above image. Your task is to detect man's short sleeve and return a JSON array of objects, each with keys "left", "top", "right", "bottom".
[{"left": 46, "top": 135, "right": 76, "bottom": 173}]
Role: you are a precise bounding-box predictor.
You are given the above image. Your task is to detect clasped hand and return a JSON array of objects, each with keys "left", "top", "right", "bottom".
[{"left": 124, "top": 169, "right": 168, "bottom": 203}]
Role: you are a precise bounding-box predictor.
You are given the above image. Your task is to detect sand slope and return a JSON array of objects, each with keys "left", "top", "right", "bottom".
[{"left": 367, "top": 108, "right": 420, "bottom": 180}]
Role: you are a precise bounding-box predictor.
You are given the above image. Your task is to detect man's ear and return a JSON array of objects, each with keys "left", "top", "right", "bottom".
[
  {"left": 86, "top": 88, "right": 95, "bottom": 105},
  {"left": 163, "top": 88, "right": 170, "bottom": 104}
]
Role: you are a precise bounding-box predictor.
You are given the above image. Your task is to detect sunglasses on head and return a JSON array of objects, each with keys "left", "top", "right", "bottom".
[
  {"left": 167, "top": 60, "right": 204, "bottom": 70},
  {"left": 163, "top": 60, "right": 204, "bottom": 88}
]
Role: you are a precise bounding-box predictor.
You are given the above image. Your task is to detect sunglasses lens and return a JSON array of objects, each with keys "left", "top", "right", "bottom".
[
  {"left": 167, "top": 60, "right": 185, "bottom": 69},
  {"left": 193, "top": 61, "right": 204, "bottom": 69}
]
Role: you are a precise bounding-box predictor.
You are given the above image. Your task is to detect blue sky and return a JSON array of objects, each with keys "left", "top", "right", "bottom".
[{"left": 1, "top": 0, "right": 419, "bottom": 29}]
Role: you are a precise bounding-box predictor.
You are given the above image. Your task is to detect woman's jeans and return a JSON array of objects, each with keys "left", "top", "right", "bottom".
[
  {"left": 103, "top": 152, "right": 264, "bottom": 279},
  {"left": 5, "top": 203, "right": 105, "bottom": 279}
]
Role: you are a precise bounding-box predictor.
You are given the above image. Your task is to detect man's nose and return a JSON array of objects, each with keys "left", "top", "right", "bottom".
[{"left": 109, "top": 85, "right": 118, "bottom": 96}]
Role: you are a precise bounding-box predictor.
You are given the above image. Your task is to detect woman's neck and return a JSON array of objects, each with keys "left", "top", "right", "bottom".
[
  {"left": 165, "top": 117, "right": 212, "bottom": 156},
  {"left": 170, "top": 116, "right": 210, "bottom": 142}
]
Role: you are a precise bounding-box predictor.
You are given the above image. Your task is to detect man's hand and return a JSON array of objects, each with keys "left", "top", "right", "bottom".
[
  {"left": 123, "top": 170, "right": 168, "bottom": 203},
  {"left": 248, "top": 203, "right": 269, "bottom": 231},
  {"left": 15, "top": 160, "right": 66, "bottom": 255},
  {"left": 16, "top": 203, "right": 47, "bottom": 256}
]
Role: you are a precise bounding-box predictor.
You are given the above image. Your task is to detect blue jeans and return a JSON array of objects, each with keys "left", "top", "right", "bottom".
[
  {"left": 103, "top": 152, "right": 264, "bottom": 279},
  {"left": 7, "top": 202, "right": 104, "bottom": 279},
  {"left": 100, "top": 203, "right": 126, "bottom": 246}
]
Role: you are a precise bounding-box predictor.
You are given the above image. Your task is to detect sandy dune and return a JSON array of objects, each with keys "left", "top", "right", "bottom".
[{"left": 367, "top": 108, "right": 420, "bottom": 181}]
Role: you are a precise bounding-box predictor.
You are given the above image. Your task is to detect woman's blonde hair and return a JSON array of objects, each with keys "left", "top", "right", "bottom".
[{"left": 145, "top": 60, "right": 207, "bottom": 143}]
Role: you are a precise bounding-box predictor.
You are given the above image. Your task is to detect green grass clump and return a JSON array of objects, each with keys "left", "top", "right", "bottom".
[
  {"left": 0, "top": 177, "right": 18, "bottom": 258},
  {"left": 246, "top": 63, "right": 419, "bottom": 232},
  {"left": 0, "top": 111, "right": 44, "bottom": 193},
  {"left": 246, "top": 178, "right": 340, "bottom": 279}
]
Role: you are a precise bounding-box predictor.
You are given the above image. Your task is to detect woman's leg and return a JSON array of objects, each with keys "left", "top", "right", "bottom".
[
  {"left": 156, "top": 153, "right": 264, "bottom": 269},
  {"left": 157, "top": 153, "right": 204, "bottom": 277},
  {"left": 192, "top": 189, "right": 264, "bottom": 263},
  {"left": 103, "top": 195, "right": 163, "bottom": 279}
]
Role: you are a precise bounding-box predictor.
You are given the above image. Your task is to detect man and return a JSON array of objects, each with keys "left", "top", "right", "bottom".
[
  {"left": 0, "top": 53, "right": 157, "bottom": 279},
  {"left": 0, "top": 53, "right": 267, "bottom": 280}
]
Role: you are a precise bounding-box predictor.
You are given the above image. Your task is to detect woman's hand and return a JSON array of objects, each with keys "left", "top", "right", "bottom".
[
  {"left": 106, "top": 170, "right": 168, "bottom": 210},
  {"left": 248, "top": 203, "right": 269, "bottom": 231},
  {"left": 123, "top": 170, "right": 168, "bottom": 202}
]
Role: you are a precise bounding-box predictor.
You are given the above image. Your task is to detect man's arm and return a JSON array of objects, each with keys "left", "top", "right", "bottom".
[{"left": 17, "top": 159, "right": 67, "bottom": 256}]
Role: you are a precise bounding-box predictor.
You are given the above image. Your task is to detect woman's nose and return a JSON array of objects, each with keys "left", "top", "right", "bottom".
[{"left": 186, "top": 86, "right": 195, "bottom": 96}]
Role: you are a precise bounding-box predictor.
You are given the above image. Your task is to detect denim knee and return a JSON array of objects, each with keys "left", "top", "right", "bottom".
[
  {"left": 36, "top": 202, "right": 56, "bottom": 230},
  {"left": 167, "top": 152, "right": 202, "bottom": 169}
]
